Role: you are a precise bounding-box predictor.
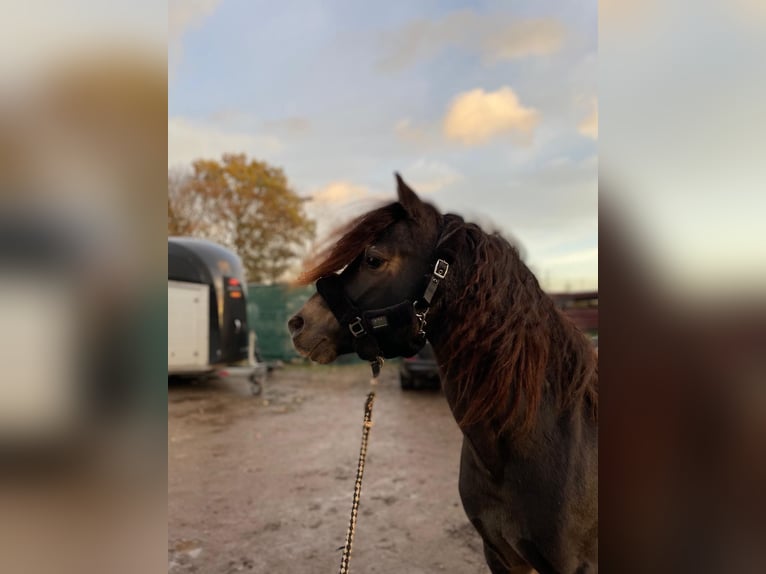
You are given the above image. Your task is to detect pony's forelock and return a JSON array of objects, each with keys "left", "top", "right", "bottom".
[{"left": 296, "top": 203, "right": 406, "bottom": 285}]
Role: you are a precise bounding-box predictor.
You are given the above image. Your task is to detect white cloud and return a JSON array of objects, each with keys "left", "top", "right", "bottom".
[
  {"left": 402, "top": 160, "right": 462, "bottom": 193},
  {"left": 378, "top": 11, "right": 565, "bottom": 72},
  {"left": 262, "top": 116, "right": 311, "bottom": 134},
  {"left": 443, "top": 87, "right": 540, "bottom": 146},
  {"left": 305, "top": 181, "right": 389, "bottom": 240},
  {"left": 394, "top": 118, "right": 431, "bottom": 146},
  {"left": 169, "top": 0, "right": 223, "bottom": 73},
  {"left": 204, "top": 110, "right": 311, "bottom": 135},
  {"left": 482, "top": 19, "right": 566, "bottom": 63},
  {"left": 311, "top": 181, "right": 370, "bottom": 205},
  {"left": 168, "top": 116, "right": 282, "bottom": 167},
  {"left": 578, "top": 99, "right": 598, "bottom": 139}
]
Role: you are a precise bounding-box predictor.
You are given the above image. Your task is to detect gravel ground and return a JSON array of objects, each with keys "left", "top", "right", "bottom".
[{"left": 168, "top": 363, "right": 488, "bottom": 573}]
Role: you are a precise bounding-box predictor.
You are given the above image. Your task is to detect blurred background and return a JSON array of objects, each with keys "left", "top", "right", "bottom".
[
  {"left": 601, "top": 1, "right": 766, "bottom": 572},
  {"left": 0, "top": 1, "right": 166, "bottom": 574}
]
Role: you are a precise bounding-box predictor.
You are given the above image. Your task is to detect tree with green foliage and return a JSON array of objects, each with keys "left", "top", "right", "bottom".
[{"left": 167, "top": 154, "right": 316, "bottom": 283}]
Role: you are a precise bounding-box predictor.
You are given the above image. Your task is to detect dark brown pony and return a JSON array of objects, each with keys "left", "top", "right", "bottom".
[{"left": 290, "top": 176, "right": 598, "bottom": 574}]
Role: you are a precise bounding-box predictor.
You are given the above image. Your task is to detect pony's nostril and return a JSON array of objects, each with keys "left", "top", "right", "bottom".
[{"left": 288, "top": 314, "right": 305, "bottom": 336}]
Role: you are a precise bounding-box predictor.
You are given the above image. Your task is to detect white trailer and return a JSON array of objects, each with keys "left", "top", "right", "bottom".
[
  {"left": 168, "top": 237, "right": 267, "bottom": 395},
  {"left": 168, "top": 280, "right": 211, "bottom": 375}
]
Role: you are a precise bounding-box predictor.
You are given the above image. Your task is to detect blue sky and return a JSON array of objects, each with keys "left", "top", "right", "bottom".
[{"left": 169, "top": 0, "right": 597, "bottom": 291}]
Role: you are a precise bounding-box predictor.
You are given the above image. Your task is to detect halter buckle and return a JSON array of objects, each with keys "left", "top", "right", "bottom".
[
  {"left": 349, "top": 317, "right": 366, "bottom": 338},
  {"left": 433, "top": 259, "right": 449, "bottom": 279},
  {"left": 415, "top": 307, "right": 428, "bottom": 337}
]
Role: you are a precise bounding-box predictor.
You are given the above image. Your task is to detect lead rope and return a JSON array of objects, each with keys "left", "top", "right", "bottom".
[{"left": 337, "top": 358, "right": 382, "bottom": 574}]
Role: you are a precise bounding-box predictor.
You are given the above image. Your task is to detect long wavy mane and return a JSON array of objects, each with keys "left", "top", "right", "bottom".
[
  {"left": 298, "top": 204, "right": 598, "bottom": 437},
  {"left": 436, "top": 218, "right": 598, "bottom": 436}
]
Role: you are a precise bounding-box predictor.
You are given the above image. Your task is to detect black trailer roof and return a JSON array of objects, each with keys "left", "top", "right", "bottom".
[{"left": 168, "top": 237, "right": 247, "bottom": 285}]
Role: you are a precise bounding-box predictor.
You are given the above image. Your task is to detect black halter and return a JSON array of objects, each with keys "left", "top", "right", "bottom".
[{"left": 315, "top": 216, "right": 463, "bottom": 364}]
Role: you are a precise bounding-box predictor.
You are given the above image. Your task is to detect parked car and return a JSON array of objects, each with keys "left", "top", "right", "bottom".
[{"left": 399, "top": 342, "right": 441, "bottom": 390}]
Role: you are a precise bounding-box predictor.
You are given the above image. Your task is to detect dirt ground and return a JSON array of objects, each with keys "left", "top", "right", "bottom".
[{"left": 168, "top": 363, "right": 489, "bottom": 574}]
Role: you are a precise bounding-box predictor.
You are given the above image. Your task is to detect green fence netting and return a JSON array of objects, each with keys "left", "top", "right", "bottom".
[
  {"left": 247, "top": 283, "right": 365, "bottom": 364},
  {"left": 246, "top": 284, "right": 312, "bottom": 361}
]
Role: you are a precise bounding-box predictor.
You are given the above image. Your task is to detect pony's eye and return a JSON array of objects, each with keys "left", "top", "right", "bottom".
[{"left": 365, "top": 255, "right": 384, "bottom": 270}]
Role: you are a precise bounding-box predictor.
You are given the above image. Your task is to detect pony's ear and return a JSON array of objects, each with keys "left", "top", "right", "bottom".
[{"left": 395, "top": 172, "right": 426, "bottom": 219}]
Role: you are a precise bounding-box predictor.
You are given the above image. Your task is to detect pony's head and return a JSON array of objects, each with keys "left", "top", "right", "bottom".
[{"left": 289, "top": 175, "right": 442, "bottom": 364}]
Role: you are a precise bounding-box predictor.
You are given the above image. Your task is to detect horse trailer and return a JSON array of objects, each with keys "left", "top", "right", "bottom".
[{"left": 168, "top": 237, "right": 265, "bottom": 393}]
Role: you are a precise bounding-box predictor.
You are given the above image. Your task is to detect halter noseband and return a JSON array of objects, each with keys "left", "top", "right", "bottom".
[{"left": 315, "top": 219, "right": 461, "bottom": 364}]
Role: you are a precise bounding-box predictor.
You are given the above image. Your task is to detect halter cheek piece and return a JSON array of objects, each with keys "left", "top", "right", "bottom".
[{"left": 315, "top": 255, "right": 451, "bottom": 364}]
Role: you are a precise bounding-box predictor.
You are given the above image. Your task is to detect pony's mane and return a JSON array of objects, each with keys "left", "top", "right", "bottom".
[
  {"left": 297, "top": 202, "right": 406, "bottom": 285},
  {"left": 438, "top": 219, "right": 598, "bottom": 436}
]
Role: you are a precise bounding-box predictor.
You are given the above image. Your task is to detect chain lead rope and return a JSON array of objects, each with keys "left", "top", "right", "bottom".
[{"left": 338, "top": 358, "right": 382, "bottom": 574}]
